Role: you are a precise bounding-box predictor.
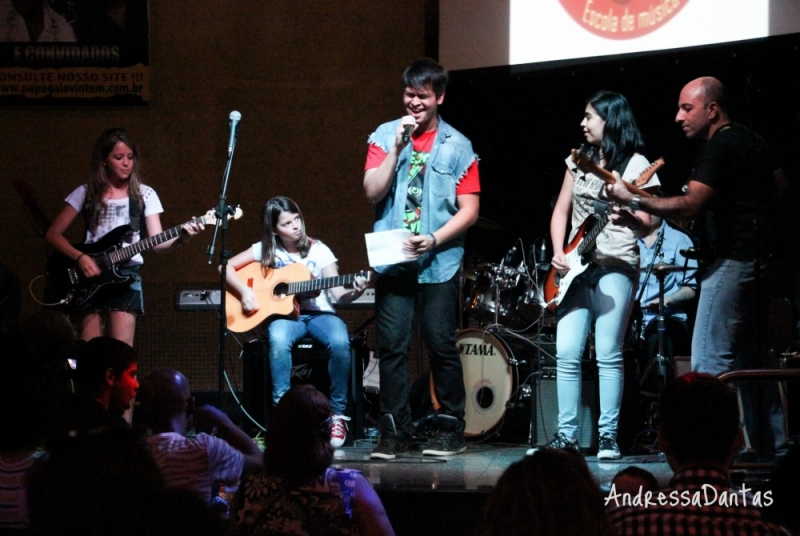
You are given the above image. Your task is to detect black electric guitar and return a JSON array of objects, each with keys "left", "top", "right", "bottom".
[{"left": 46, "top": 207, "right": 242, "bottom": 309}]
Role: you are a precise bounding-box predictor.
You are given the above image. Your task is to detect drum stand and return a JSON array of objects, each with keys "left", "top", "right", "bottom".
[
  {"left": 650, "top": 262, "right": 692, "bottom": 383},
  {"left": 653, "top": 269, "right": 671, "bottom": 383}
]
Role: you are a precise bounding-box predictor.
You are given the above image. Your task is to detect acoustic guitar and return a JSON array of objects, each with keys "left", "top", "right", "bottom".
[
  {"left": 225, "top": 263, "right": 372, "bottom": 334},
  {"left": 542, "top": 148, "right": 664, "bottom": 313}
]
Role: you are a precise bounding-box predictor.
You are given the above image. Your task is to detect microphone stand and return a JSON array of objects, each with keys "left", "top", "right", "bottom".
[{"left": 207, "top": 121, "right": 239, "bottom": 403}]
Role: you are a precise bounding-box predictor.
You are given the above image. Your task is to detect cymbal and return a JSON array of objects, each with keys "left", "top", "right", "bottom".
[
  {"left": 651, "top": 262, "right": 693, "bottom": 274},
  {"left": 473, "top": 216, "right": 504, "bottom": 231}
]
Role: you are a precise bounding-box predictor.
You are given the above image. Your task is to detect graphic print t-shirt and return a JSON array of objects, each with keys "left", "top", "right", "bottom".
[
  {"left": 65, "top": 184, "right": 164, "bottom": 266},
  {"left": 403, "top": 130, "right": 437, "bottom": 233}
]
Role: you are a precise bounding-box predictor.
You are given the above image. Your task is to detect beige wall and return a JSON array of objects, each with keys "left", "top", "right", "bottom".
[{"left": 1, "top": 2, "right": 427, "bottom": 389}]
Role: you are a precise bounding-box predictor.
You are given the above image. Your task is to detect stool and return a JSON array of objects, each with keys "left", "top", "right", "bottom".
[{"left": 242, "top": 335, "right": 366, "bottom": 441}]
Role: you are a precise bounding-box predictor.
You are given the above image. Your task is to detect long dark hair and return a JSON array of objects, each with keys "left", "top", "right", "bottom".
[
  {"left": 84, "top": 128, "right": 144, "bottom": 230},
  {"left": 586, "top": 91, "right": 645, "bottom": 173},
  {"left": 259, "top": 196, "right": 311, "bottom": 272},
  {"left": 263, "top": 385, "right": 333, "bottom": 486}
]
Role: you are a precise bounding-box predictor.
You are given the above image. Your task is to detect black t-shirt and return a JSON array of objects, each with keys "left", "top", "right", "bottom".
[{"left": 688, "top": 122, "right": 777, "bottom": 261}]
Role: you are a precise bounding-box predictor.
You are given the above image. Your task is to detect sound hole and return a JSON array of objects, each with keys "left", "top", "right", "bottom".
[
  {"left": 274, "top": 282, "right": 288, "bottom": 297},
  {"left": 475, "top": 386, "right": 495, "bottom": 409}
]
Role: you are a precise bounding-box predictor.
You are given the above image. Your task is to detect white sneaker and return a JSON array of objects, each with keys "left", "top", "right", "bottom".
[{"left": 330, "top": 415, "right": 350, "bottom": 448}]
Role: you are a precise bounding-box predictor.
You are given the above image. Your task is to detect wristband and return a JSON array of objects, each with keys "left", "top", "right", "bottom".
[
  {"left": 76, "top": 253, "right": 86, "bottom": 262},
  {"left": 428, "top": 233, "right": 437, "bottom": 248}
]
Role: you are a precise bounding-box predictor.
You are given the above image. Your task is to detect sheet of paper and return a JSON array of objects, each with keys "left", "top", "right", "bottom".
[{"left": 365, "top": 229, "right": 415, "bottom": 268}]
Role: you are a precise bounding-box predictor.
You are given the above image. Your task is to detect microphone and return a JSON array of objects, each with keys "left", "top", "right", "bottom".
[
  {"left": 402, "top": 124, "right": 414, "bottom": 144},
  {"left": 228, "top": 111, "right": 242, "bottom": 157},
  {"left": 679, "top": 247, "right": 702, "bottom": 260},
  {"left": 536, "top": 241, "right": 547, "bottom": 265},
  {"left": 503, "top": 246, "right": 517, "bottom": 265}
]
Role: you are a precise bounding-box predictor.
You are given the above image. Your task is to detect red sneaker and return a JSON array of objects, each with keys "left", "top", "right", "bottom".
[{"left": 330, "top": 415, "right": 350, "bottom": 448}]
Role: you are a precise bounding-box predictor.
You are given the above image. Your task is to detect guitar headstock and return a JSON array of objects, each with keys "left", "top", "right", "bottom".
[
  {"left": 201, "top": 205, "right": 244, "bottom": 225},
  {"left": 571, "top": 144, "right": 598, "bottom": 175},
  {"left": 633, "top": 157, "right": 665, "bottom": 187}
]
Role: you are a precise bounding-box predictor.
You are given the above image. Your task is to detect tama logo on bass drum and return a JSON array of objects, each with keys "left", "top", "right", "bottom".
[{"left": 458, "top": 342, "right": 497, "bottom": 357}]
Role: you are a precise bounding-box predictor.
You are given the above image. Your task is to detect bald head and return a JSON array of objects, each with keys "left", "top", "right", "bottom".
[
  {"left": 676, "top": 77, "right": 730, "bottom": 140},
  {"left": 689, "top": 77, "right": 729, "bottom": 113},
  {"left": 137, "top": 368, "right": 192, "bottom": 430}
]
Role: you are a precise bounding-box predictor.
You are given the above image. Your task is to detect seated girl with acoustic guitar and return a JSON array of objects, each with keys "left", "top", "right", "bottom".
[
  {"left": 223, "top": 196, "right": 368, "bottom": 447},
  {"left": 45, "top": 128, "right": 203, "bottom": 347}
]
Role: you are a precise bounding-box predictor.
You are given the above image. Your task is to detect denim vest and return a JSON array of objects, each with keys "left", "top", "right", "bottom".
[{"left": 368, "top": 116, "right": 477, "bottom": 283}]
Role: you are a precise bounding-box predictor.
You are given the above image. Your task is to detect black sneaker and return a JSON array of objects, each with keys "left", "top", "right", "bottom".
[
  {"left": 370, "top": 414, "right": 409, "bottom": 460},
  {"left": 526, "top": 432, "right": 580, "bottom": 455},
  {"left": 597, "top": 434, "right": 622, "bottom": 460},
  {"left": 422, "top": 415, "right": 466, "bottom": 456}
]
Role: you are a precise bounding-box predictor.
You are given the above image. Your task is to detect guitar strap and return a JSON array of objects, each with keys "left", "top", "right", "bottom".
[{"left": 128, "top": 198, "right": 144, "bottom": 236}]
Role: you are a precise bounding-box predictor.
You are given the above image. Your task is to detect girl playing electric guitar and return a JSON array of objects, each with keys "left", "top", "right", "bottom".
[
  {"left": 45, "top": 128, "right": 203, "bottom": 346},
  {"left": 538, "top": 92, "right": 660, "bottom": 460}
]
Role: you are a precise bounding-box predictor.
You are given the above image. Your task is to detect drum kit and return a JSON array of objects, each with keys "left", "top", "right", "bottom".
[
  {"left": 463, "top": 248, "right": 554, "bottom": 332},
  {"left": 452, "top": 229, "right": 557, "bottom": 440}
]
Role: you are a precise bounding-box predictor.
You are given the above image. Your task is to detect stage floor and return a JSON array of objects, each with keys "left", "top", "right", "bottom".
[
  {"left": 326, "top": 443, "right": 779, "bottom": 535},
  {"left": 331, "top": 442, "right": 674, "bottom": 492}
]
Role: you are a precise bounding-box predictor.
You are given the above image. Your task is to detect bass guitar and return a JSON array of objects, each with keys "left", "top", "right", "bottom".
[
  {"left": 543, "top": 149, "right": 664, "bottom": 313},
  {"left": 225, "top": 263, "right": 372, "bottom": 334},
  {"left": 46, "top": 207, "right": 242, "bottom": 309}
]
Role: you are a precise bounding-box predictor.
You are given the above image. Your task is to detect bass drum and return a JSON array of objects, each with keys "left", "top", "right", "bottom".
[{"left": 452, "top": 328, "right": 529, "bottom": 437}]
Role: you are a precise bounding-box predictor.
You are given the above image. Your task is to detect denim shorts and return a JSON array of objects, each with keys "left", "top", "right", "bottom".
[{"left": 80, "top": 265, "right": 144, "bottom": 316}]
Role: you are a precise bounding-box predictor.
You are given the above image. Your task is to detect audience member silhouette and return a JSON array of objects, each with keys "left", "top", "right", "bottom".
[
  {"left": 26, "top": 426, "right": 225, "bottom": 536},
  {"left": 136, "top": 367, "right": 262, "bottom": 511},
  {"left": 479, "top": 448, "right": 615, "bottom": 536},
  {"left": 0, "top": 325, "right": 51, "bottom": 531},
  {"left": 762, "top": 443, "right": 800, "bottom": 534},
  {"left": 610, "top": 466, "right": 660, "bottom": 496},
  {"left": 57, "top": 336, "right": 139, "bottom": 433},
  {"left": 231, "top": 384, "right": 395, "bottom": 536},
  {"left": 607, "top": 372, "right": 789, "bottom": 535}
]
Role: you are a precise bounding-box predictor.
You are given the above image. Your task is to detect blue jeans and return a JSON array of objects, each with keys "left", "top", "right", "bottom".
[
  {"left": 267, "top": 313, "right": 351, "bottom": 415},
  {"left": 375, "top": 270, "right": 465, "bottom": 436},
  {"left": 555, "top": 265, "right": 636, "bottom": 441},
  {"left": 692, "top": 259, "right": 786, "bottom": 456}
]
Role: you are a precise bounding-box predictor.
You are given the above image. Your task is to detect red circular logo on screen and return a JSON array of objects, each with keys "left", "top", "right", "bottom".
[{"left": 559, "top": 0, "right": 689, "bottom": 39}]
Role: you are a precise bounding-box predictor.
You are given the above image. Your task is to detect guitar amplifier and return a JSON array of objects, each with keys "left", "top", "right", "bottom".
[
  {"left": 530, "top": 365, "right": 598, "bottom": 450},
  {"left": 241, "top": 337, "right": 332, "bottom": 429}
]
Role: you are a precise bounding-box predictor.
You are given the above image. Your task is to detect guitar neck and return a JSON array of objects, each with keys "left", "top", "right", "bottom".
[
  {"left": 101, "top": 216, "right": 204, "bottom": 266},
  {"left": 572, "top": 148, "right": 661, "bottom": 198},
  {"left": 577, "top": 214, "right": 608, "bottom": 257},
  {"left": 286, "top": 273, "right": 358, "bottom": 296}
]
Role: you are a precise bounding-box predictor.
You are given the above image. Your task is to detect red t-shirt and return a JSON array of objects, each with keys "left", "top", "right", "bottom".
[{"left": 364, "top": 130, "right": 481, "bottom": 195}]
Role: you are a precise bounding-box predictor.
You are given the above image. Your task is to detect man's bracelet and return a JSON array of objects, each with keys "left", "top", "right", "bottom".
[
  {"left": 428, "top": 233, "right": 437, "bottom": 248},
  {"left": 76, "top": 253, "right": 86, "bottom": 262}
]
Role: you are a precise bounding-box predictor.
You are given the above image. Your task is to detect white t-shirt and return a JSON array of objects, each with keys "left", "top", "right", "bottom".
[
  {"left": 250, "top": 240, "right": 337, "bottom": 313},
  {"left": 146, "top": 432, "right": 244, "bottom": 507},
  {"left": 566, "top": 153, "right": 660, "bottom": 266},
  {"left": 65, "top": 184, "right": 164, "bottom": 266}
]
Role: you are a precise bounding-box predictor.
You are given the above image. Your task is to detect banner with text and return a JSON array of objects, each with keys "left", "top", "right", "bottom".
[{"left": 0, "top": 0, "right": 149, "bottom": 107}]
